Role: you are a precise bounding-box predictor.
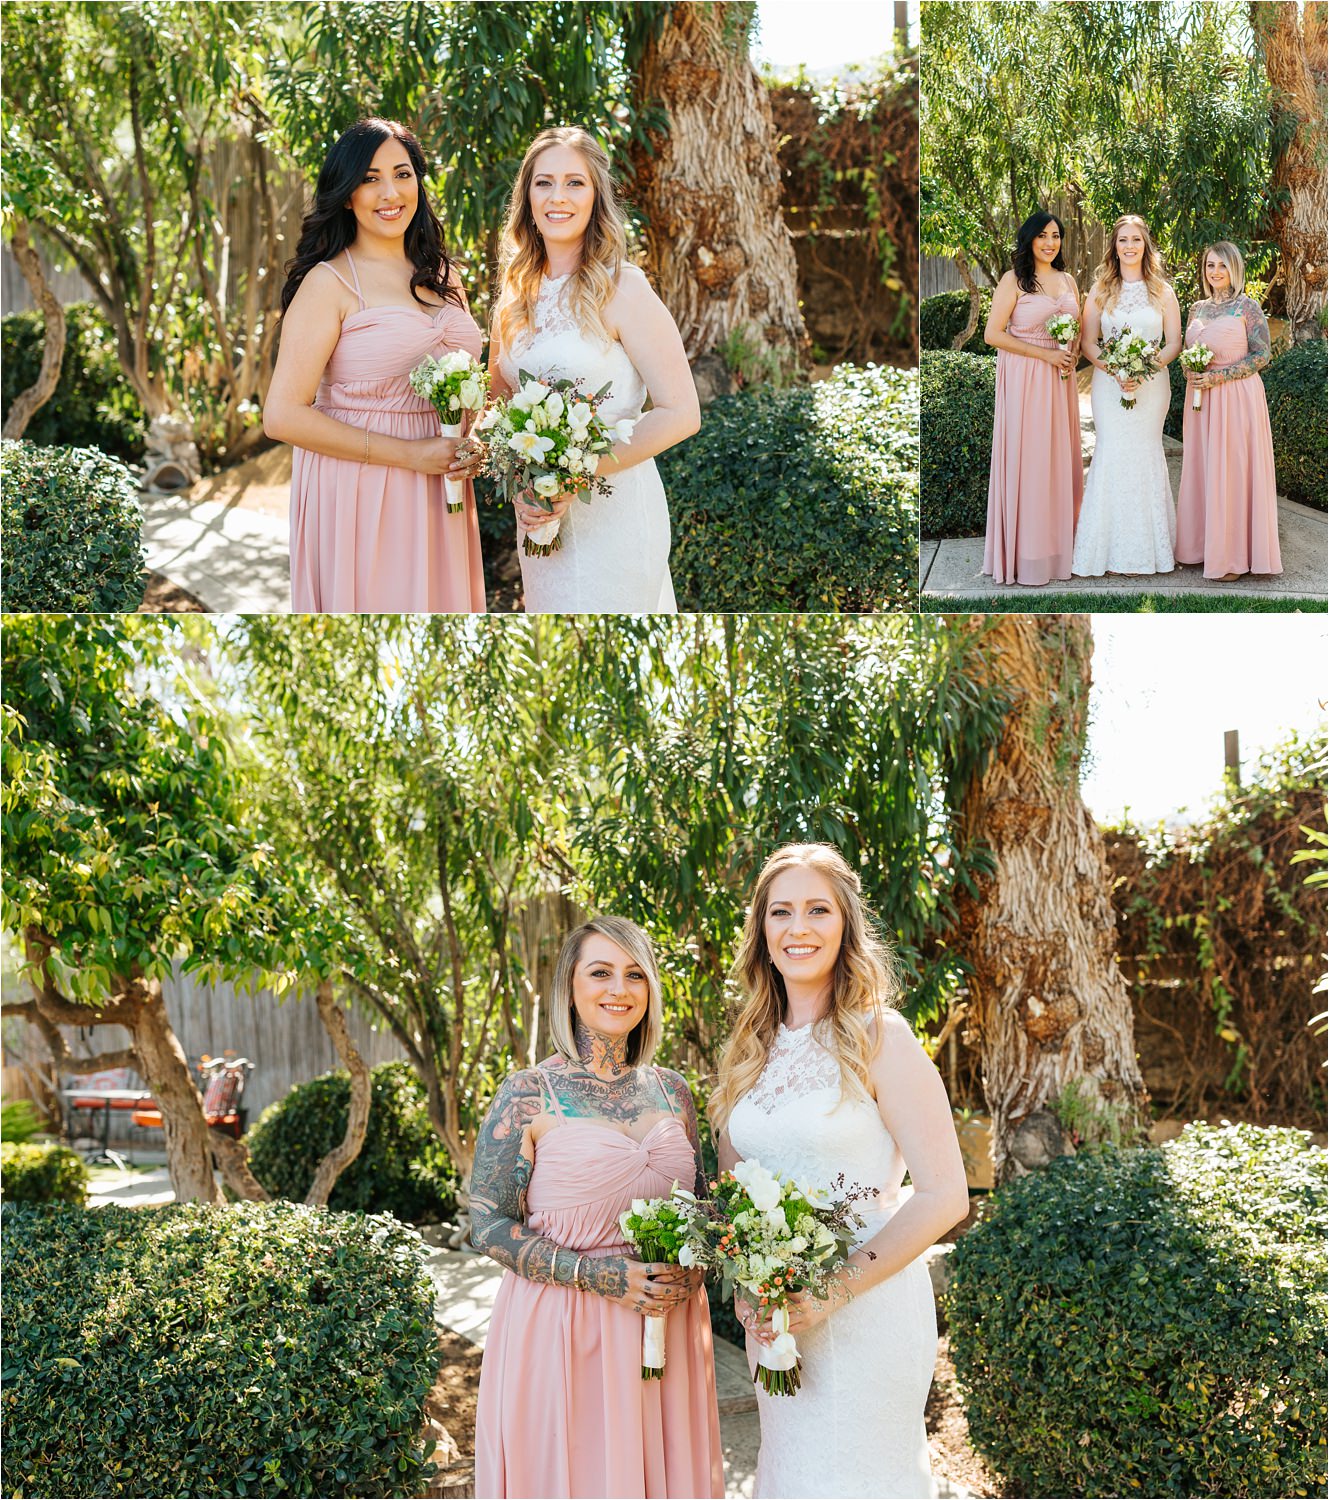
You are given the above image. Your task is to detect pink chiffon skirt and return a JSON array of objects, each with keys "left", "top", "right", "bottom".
[{"left": 290, "top": 404, "right": 486, "bottom": 613}]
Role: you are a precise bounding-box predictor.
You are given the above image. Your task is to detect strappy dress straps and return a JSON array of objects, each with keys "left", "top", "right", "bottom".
[
  {"left": 654, "top": 1066, "right": 680, "bottom": 1116},
  {"left": 534, "top": 1065, "right": 565, "bottom": 1119},
  {"left": 320, "top": 251, "right": 366, "bottom": 308}
]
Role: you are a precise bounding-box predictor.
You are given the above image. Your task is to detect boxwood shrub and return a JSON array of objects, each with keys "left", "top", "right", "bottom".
[
  {"left": 1, "top": 1201, "right": 441, "bottom": 1498},
  {"left": 244, "top": 1059, "right": 457, "bottom": 1224},
  {"left": 1264, "top": 340, "right": 1327, "bottom": 511},
  {"left": 658, "top": 363, "right": 918, "bottom": 613},
  {"left": 1, "top": 302, "right": 146, "bottom": 461},
  {"left": 1, "top": 440, "right": 147, "bottom": 612},
  {"left": 945, "top": 1122, "right": 1327, "bottom": 1499},
  {"left": 920, "top": 349, "right": 996, "bottom": 539},
  {"left": 0, "top": 1141, "right": 88, "bottom": 1206},
  {"left": 919, "top": 288, "right": 995, "bottom": 355}
]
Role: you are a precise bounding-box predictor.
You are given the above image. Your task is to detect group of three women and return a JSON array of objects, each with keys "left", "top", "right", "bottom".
[
  {"left": 983, "top": 210, "right": 1282, "bottom": 588},
  {"left": 264, "top": 118, "right": 696, "bottom": 615},
  {"left": 468, "top": 842, "right": 970, "bottom": 1500}
]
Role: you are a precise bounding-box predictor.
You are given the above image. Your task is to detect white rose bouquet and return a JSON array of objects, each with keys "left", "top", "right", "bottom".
[
  {"left": 619, "top": 1187, "right": 699, "bottom": 1379},
  {"left": 1098, "top": 327, "right": 1160, "bottom": 410},
  {"left": 477, "top": 369, "right": 635, "bottom": 557},
  {"left": 407, "top": 350, "right": 490, "bottom": 512},
  {"left": 1044, "top": 313, "right": 1080, "bottom": 382},
  {"left": 1179, "top": 342, "right": 1216, "bottom": 410},
  {"left": 681, "top": 1159, "right": 867, "bottom": 1396}
]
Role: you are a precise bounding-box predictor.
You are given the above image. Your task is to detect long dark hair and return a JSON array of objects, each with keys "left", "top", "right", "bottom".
[
  {"left": 280, "top": 118, "right": 462, "bottom": 314},
  {"left": 1012, "top": 210, "right": 1067, "bottom": 295}
]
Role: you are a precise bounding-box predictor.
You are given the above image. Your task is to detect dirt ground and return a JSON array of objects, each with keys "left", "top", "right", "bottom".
[{"left": 422, "top": 1329, "right": 1006, "bottom": 1499}]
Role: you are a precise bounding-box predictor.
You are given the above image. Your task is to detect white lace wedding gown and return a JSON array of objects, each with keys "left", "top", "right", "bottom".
[
  {"left": 498, "top": 274, "right": 677, "bottom": 613},
  {"left": 1072, "top": 278, "right": 1176, "bottom": 576},
  {"left": 728, "top": 1022, "right": 937, "bottom": 1499}
]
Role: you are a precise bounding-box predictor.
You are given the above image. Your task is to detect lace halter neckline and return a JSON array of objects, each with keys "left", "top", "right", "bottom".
[{"left": 746, "top": 1019, "right": 841, "bottom": 1115}]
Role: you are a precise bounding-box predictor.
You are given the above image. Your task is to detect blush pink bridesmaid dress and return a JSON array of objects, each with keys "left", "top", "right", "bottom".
[
  {"left": 289, "top": 250, "right": 487, "bottom": 613},
  {"left": 475, "top": 1070, "right": 724, "bottom": 1500},
  {"left": 983, "top": 288, "right": 1084, "bottom": 585},
  {"left": 1175, "top": 302, "right": 1282, "bottom": 578}
]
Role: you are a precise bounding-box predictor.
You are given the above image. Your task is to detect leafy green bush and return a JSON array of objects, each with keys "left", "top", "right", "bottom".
[
  {"left": 946, "top": 1122, "right": 1328, "bottom": 1498},
  {"left": 1264, "top": 340, "right": 1327, "bottom": 511},
  {"left": 920, "top": 350, "right": 996, "bottom": 538},
  {"left": 1, "top": 1100, "right": 45, "bottom": 1144},
  {"left": 0, "top": 1141, "right": 88, "bottom": 1205},
  {"left": 244, "top": 1060, "right": 457, "bottom": 1224},
  {"left": 919, "top": 288, "right": 995, "bottom": 354},
  {"left": 659, "top": 364, "right": 918, "bottom": 612},
  {"left": 1, "top": 302, "right": 146, "bottom": 461},
  {"left": 1, "top": 1201, "right": 440, "bottom": 1498},
  {"left": 1, "top": 440, "right": 147, "bottom": 612}
]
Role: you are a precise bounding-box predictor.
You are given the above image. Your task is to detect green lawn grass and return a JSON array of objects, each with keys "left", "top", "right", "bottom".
[{"left": 920, "top": 592, "right": 1327, "bottom": 614}]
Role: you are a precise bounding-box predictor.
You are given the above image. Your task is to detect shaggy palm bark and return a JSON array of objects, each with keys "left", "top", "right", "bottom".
[
  {"left": 954, "top": 616, "right": 1148, "bottom": 1185},
  {"left": 1252, "top": 2, "right": 1327, "bottom": 338},
  {"left": 2, "top": 219, "right": 66, "bottom": 440},
  {"left": 628, "top": 2, "right": 807, "bottom": 362}
]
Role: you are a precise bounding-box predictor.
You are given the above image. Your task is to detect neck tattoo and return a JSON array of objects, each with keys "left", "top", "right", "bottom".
[{"left": 574, "top": 1018, "right": 633, "bottom": 1079}]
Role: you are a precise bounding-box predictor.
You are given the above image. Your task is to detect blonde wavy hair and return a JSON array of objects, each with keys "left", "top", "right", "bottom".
[
  {"left": 1091, "top": 214, "right": 1169, "bottom": 315},
  {"left": 1199, "top": 240, "right": 1247, "bottom": 299},
  {"left": 546, "top": 916, "right": 663, "bottom": 1068},
  {"left": 710, "top": 844, "right": 902, "bottom": 1134},
  {"left": 495, "top": 126, "right": 627, "bottom": 354}
]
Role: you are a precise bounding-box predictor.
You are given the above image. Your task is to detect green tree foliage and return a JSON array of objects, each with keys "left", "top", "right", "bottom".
[
  {"left": 0, "top": 2, "right": 284, "bottom": 465},
  {"left": 921, "top": 1, "right": 1282, "bottom": 287},
  {"left": 229, "top": 616, "right": 1009, "bottom": 1172}
]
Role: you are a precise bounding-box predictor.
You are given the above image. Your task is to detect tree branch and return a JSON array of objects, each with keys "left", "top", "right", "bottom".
[
  {"left": 305, "top": 980, "right": 372, "bottom": 1207},
  {"left": 2, "top": 218, "right": 67, "bottom": 439}
]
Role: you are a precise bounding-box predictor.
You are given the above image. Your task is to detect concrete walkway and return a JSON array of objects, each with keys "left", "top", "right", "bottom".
[
  {"left": 922, "top": 393, "right": 1327, "bottom": 603},
  {"left": 140, "top": 492, "right": 291, "bottom": 614}
]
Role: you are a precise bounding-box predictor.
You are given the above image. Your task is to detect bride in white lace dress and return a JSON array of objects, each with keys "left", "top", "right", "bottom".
[
  {"left": 713, "top": 844, "right": 969, "bottom": 1500},
  {"left": 1073, "top": 215, "right": 1182, "bottom": 577},
  {"left": 488, "top": 126, "right": 699, "bottom": 613}
]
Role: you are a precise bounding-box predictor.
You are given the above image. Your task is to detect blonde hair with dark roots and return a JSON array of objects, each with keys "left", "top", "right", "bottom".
[
  {"left": 1199, "top": 240, "right": 1247, "bottom": 299},
  {"left": 546, "top": 915, "right": 663, "bottom": 1068},
  {"left": 1091, "top": 214, "right": 1170, "bottom": 315},
  {"left": 496, "top": 125, "right": 627, "bottom": 353},
  {"left": 710, "top": 843, "right": 902, "bottom": 1133}
]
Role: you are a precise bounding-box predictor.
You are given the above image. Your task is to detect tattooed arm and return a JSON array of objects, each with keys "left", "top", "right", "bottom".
[
  {"left": 468, "top": 1069, "right": 696, "bottom": 1311},
  {"left": 659, "top": 1068, "right": 708, "bottom": 1198}
]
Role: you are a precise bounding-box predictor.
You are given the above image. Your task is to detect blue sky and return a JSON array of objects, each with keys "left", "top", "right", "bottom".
[{"left": 751, "top": 0, "right": 917, "bottom": 70}]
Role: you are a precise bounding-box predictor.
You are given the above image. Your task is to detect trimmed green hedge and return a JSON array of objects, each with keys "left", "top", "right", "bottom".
[
  {"left": 0, "top": 1141, "right": 87, "bottom": 1206},
  {"left": 919, "top": 288, "right": 996, "bottom": 354},
  {"left": 1, "top": 302, "right": 146, "bottom": 461},
  {"left": 946, "top": 1122, "right": 1327, "bottom": 1498},
  {"left": 920, "top": 350, "right": 995, "bottom": 539},
  {"left": 1, "top": 440, "right": 147, "bottom": 612},
  {"left": 244, "top": 1059, "right": 458, "bottom": 1224},
  {"left": 660, "top": 364, "right": 918, "bottom": 612},
  {"left": 1, "top": 1201, "right": 440, "bottom": 1498},
  {"left": 1264, "top": 340, "right": 1327, "bottom": 511}
]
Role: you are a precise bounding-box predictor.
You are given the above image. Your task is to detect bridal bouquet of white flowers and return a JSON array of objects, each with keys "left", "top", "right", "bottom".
[
  {"left": 620, "top": 1187, "right": 700, "bottom": 1379},
  {"left": 1179, "top": 342, "right": 1216, "bottom": 410},
  {"left": 1044, "top": 313, "right": 1080, "bottom": 382},
  {"left": 408, "top": 350, "right": 490, "bottom": 512},
  {"left": 477, "top": 370, "right": 635, "bottom": 556},
  {"left": 680, "top": 1159, "right": 867, "bottom": 1397},
  {"left": 1098, "top": 327, "right": 1160, "bottom": 410}
]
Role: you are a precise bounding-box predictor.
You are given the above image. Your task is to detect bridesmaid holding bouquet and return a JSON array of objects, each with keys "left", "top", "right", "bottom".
[
  {"left": 264, "top": 118, "right": 487, "bottom": 613},
  {"left": 470, "top": 917, "right": 723, "bottom": 1499},
  {"left": 982, "top": 211, "right": 1083, "bottom": 586},
  {"left": 1176, "top": 242, "right": 1282, "bottom": 580}
]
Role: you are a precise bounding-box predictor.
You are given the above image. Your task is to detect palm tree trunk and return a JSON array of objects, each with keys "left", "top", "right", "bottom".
[{"left": 954, "top": 616, "right": 1149, "bottom": 1184}]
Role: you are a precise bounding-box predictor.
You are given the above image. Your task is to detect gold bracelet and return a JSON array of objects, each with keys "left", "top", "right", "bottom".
[
  {"left": 363, "top": 426, "right": 370, "bottom": 465},
  {"left": 572, "top": 1254, "right": 585, "bottom": 1290}
]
